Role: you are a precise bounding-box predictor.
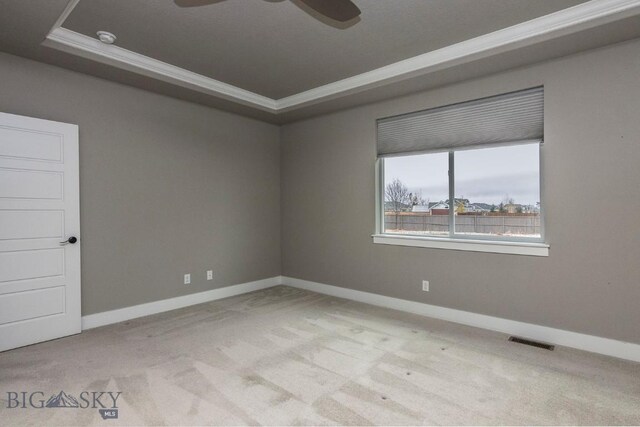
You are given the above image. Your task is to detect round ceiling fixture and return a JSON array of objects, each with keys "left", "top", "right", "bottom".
[{"left": 96, "top": 31, "right": 117, "bottom": 45}]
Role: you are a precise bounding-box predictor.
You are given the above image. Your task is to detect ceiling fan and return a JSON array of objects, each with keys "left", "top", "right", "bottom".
[{"left": 174, "top": 0, "right": 361, "bottom": 23}]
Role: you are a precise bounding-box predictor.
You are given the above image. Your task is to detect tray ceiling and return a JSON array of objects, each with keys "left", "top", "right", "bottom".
[
  {"left": 1, "top": 0, "right": 640, "bottom": 123},
  {"left": 62, "top": 0, "right": 586, "bottom": 99}
]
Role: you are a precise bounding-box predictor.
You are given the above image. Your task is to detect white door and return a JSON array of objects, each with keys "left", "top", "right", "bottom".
[{"left": 0, "top": 112, "right": 80, "bottom": 352}]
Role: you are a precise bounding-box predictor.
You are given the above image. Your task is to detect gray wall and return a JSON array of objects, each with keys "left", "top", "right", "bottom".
[
  {"left": 281, "top": 39, "right": 640, "bottom": 344},
  {"left": 0, "top": 52, "right": 281, "bottom": 315},
  {"left": 2, "top": 38, "right": 639, "bottom": 344}
]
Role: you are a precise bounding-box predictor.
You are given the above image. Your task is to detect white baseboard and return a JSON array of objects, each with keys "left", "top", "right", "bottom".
[
  {"left": 82, "top": 276, "right": 283, "bottom": 330},
  {"left": 283, "top": 276, "right": 640, "bottom": 363},
  {"left": 82, "top": 274, "right": 640, "bottom": 362}
]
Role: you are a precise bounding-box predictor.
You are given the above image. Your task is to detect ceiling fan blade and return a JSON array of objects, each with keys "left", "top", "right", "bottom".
[
  {"left": 174, "top": 0, "right": 225, "bottom": 7},
  {"left": 298, "top": 0, "right": 361, "bottom": 22}
]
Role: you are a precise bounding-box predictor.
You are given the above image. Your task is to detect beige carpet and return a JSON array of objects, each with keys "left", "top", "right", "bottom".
[{"left": 0, "top": 285, "right": 639, "bottom": 426}]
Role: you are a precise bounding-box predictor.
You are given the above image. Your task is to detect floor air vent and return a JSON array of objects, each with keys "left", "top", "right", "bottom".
[{"left": 508, "top": 336, "right": 555, "bottom": 351}]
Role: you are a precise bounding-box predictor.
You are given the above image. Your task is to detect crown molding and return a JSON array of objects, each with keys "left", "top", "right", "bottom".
[
  {"left": 43, "top": 27, "right": 277, "bottom": 111},
  {"left": 276, "top": 0, "right": 640, "bottom": 110},
  {"left": 43, "top": 0, "right": 640, "bottom": 114},
  {"left": 48, "top": 0, "right": 80, "bottom": 34}
]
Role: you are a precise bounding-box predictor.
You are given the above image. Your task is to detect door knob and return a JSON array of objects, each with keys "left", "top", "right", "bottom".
[{"left": 60, "top": 236, "right": 78, "bottom": 245}]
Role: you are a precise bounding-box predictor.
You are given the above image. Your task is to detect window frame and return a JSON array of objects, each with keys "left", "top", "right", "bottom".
[{"left": 374, "top": 142, "right": 549, "bottom": 256}]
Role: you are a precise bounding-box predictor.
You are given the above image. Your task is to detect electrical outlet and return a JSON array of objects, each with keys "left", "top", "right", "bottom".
[
  {"left": 184, "top": 274, "right": 191, "bottom": 285},
  {"left": 422, "top": 280, "right": 430, "bottom": 292},
  {"left": 206, "top": 270, "right": 213, "bottom": 280}
]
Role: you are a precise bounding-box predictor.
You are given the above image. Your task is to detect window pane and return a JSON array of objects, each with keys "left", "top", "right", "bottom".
[
  {"left": 383, "top": 152, "right": 450, "bottom": 236},
  {"left": 454, "top": 144, "right": 540, "bottom": 238}
]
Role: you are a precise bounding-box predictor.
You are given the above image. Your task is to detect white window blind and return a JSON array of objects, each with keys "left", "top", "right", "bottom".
[{"left": 377, "top": 87, "right": 544, "bottom": 157}]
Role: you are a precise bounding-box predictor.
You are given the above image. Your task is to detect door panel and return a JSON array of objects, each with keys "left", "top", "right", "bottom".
[
  {"left": 0, "top": 248, "right": 64, "bottom": 283},
  {"left": 0, "top": 168, "right": 63, "bottom": 199},
  {"left": 0, "top": 112, "right": 80, "bottom": 352},
  {"left": 0, "top": 287, "right": 65, "bottom": 325},
  {"left": 0, "top": 125, "right": 63, "bottom": 162},
  {"left": 0, "top": 210, "right": 64, "bottom": 240}
]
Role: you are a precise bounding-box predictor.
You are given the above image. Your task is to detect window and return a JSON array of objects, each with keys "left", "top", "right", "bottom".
[
  {"left": 454, "top": 144, "right": 540, "bottom": 239},
  {"left": 384, "top": 151, "right": 450, "bottom": 237},
  {"left": 382, "top": 143, "right": 541, "bottom": 239},
  {"left": 374, "top": 87, "right": 548, "bottom": 256}
]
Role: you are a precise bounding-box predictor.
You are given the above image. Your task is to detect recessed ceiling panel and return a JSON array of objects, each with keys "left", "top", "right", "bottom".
[{"left": 62, "top": 0, "right": 588, "bottom": 99}]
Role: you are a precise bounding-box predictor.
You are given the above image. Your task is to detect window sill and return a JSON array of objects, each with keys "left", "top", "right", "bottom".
[{"left": 372, "top": 234, "right": 549, "bottom": 256}]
